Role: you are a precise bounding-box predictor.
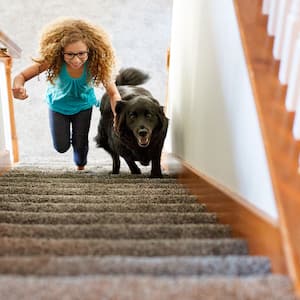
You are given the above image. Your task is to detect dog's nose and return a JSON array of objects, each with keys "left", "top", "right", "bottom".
[{"left": 138, "top": 128, "right": 148, "bottom": 137}]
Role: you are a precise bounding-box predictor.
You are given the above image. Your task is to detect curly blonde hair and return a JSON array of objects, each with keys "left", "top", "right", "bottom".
[{"left": 34, "top": 17, "right": 117, "bottom": 86}]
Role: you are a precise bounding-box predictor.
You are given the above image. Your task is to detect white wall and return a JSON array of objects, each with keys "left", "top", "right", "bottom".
[{"left": 168, "top": 0, "right": 278, "bottom": 220}]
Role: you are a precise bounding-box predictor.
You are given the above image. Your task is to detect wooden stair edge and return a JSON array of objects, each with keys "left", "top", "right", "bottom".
[
  {"left": 233, "top": 0, "right": 300, "bottom": 294},
  {"left": 163, "top": 153, "right": 287, "bottom": 275}
]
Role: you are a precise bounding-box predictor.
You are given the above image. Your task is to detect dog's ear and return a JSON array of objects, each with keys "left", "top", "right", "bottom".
[
  {"left": 115, "top": 100, "right": 127, "bottom": 115},
  {"left": 159, "top": 105, "right": 168, "bottom": 121},
  {"left": 148, "top": 97, "right": 168, "bottom": 130},
  {"left": 156, "top": 105, "right": 169, "bottom": 130},
  {"left": 115, "top": 100, "right": 127, "bottom": 134}
]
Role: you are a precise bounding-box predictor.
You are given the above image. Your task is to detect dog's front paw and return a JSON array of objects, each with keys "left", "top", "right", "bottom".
[
  {"left": 131, "top": 168, "right": 142, "bottom": 174},
  {"left": 111, "top": 169, "right": 120, "bottom": 175},
  {"left": 150, "top": 172, "right": 163, "bottom": 178}
]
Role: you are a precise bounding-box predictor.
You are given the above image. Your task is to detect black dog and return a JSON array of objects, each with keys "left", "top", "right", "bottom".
[{"left": 95, "top": 68, "right": 168, "bottom": 178}]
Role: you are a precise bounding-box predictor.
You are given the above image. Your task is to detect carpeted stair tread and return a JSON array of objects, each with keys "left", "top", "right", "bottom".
[
  {"left": 0, "top": 237, "right": 248, "bottom": 256},
  {"left": 3, "top": 169, "right": 177, "bottom": 179},
  {"left": 0, "top": 174, "right": 177, "bottom": 182},
  {"left": 0, "top": 193, "right": 198, "bottom": 204},
  {"left": 0, "top": 181, "right": 187, "bottom": 190},
  {"left": 0, "top": 202, "right": 206, "bottom": 213},
  {"left": 0, "top": 255, "right": 271, "bottom": 276},
  {"left": 0, "top": 211, "right": 218, "bottom": 224},
  {"left": 0, "top": 176, "right": 212, "bottom": 188},
  {"left": 0, "top": 223, "right": 230, "bottom": 239},
  {"left": 0, "top": 175, "right": 182, "bottom": 187},
  {"left": 0, "top": 274, "right": 296, "bottom": 300},
  {"left": 0, "top": 186, "right": 191, "bottom": 195}
]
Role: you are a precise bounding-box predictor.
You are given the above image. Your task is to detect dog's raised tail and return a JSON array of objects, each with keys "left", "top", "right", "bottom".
[{"left": 115, "top": 68, "right": 150, "bottom": 86}]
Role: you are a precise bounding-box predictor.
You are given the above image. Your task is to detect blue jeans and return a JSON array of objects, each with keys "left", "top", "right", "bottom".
[{"left": 49, "top": 108, "right": 92, "bottom": 167}]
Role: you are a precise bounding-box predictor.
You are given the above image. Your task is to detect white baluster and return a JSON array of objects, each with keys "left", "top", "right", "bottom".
[
  {"left": 273, "top": 0, "right": 292, "bottom": 59},
  {"left": 268, "top": 0, "right": 280, "bottom": 36},
  {"left": 293, "top": 39, "right": 300, "bottom": 138},
  {"left": 292, "top": 100, "right": 300, "bottom": 139},
  {"left": 285, "top": 35, "right": 300, "bottom": 111},
  {"left": 263, "top": 0, "right": 272, "bottom": 15},
  {"left": 279, "top": 0, "right": 300, "bottom": 84}
]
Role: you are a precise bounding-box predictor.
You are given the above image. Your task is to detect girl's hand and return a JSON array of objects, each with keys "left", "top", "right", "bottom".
[{"left": 12, "top": 87, "right": 28, "bottom": 100}]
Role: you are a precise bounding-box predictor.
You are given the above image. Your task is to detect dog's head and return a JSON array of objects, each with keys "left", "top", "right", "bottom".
[{"left": 115, "top": 96, "right": 167, "bottom": 148}]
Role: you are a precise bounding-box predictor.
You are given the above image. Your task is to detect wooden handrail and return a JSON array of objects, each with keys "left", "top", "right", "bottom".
[
  {"left": 0, "top": 31, "right": 21, "bottom": 58},
  {"left": 234, "top": 0, "right": 300, "bottom": 295}
]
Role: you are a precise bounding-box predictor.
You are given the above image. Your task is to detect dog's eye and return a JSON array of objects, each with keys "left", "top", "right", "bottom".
[
  {"left": 145, "top": 113, "right": 153, "bottom": 119},
  {"left": 128, "top": 112, "right": 137, "bottom": 119}
]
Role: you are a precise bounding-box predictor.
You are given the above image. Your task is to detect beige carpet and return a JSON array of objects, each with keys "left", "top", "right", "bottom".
[{"left": 0, "top": 165, "right": 297, "bottom": 299}]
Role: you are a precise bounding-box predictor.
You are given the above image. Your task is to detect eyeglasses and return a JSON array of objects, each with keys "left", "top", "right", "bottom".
[{"left": 62, "top": 51, "right": 89, "bottom": 60}]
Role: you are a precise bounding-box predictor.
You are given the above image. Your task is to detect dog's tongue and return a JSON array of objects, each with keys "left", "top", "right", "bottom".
[{"left": 138, "top": 137, "right": 150, "bottom": 147}]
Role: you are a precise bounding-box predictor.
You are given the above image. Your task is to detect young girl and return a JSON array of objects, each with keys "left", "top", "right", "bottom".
[{"left": 12, "top": 17, "right": 121, "bottom": 170}]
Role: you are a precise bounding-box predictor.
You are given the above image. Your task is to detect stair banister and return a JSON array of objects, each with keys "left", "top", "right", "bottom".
[
  {"left": 267, "top": 0, "right": 279, "bottom": 36},
  {"left": 285, "top": 34, "right": 300, "bottom": 112},
  {"left": 0, "top": 30, "right": 21, "bottom": 59},
  {"left": 273, "top": 0, "right": 291, "bottom": 59},
  {"left": 0, "top": 31, "right": 21, "bottom": 172},
  {"left": 278, "top": 0, "right": 300, "bottom": 84},
  {"left": 234, "top": 0, "right": 300, "bottom": 295}
]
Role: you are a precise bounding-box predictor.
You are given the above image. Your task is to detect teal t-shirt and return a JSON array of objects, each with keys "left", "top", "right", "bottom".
[{"left": 45, "top": 63, "right": 99, "bottom": 115}]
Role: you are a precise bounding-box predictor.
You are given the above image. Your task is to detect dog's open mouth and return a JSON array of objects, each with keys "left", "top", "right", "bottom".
[{"left": 137, "top": 136, "right": 150, "bottom": 147}]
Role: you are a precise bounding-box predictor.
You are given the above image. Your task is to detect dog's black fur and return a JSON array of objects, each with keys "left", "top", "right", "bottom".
[{"left": 95, "top": 68, "right": 169, "bottom": 178}]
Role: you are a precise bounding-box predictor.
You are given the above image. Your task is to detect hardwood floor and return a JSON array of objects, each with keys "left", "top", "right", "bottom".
[{"left": 234, "top": 0, "right": 300, "bottom": 293}]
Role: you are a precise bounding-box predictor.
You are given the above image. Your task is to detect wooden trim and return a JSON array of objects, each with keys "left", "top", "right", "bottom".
[
  {"left": 234, "top": 0, "right": 300, "bottom": 294},
  {"left": 166, "top": 48, "right": 170, "bottom": 70},
  {"left": 0, "top": 56, "right": 19, "bottom": 163},
  {"left": 167, "top": 155, "right": 287, "bottom": 274},
  {"left": 0, "top": 31, "right": 21, "bottom": 58},
  {"left": 164, "top": 48, "right": 171, "bottom": 115}
]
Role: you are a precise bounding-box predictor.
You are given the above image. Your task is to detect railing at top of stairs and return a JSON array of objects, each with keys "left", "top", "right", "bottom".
[
  {"left": 0, "top": 30, "right": 21, "bottom": 59},
  {"left": 234, "top": 0, "right": 300, "bottom": 295},
  {"left": 0, "top": 30, "right": 21, "bottom": 165},
  {"left": 263, "top": 0, "right": 300, "bottom": 169}
]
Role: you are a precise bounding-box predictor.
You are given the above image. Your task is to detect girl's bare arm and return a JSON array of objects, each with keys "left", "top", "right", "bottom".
[
  {"left": 104, "top": 81, "right": 122, "bottom": 116},
  {"left": 12, "top": 62, "right": 48, "bottom": 100}
]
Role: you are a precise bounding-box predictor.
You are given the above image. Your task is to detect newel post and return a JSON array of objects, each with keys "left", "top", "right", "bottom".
[{"left": 0, "top": 48, "right": 19, "bottom": 164}]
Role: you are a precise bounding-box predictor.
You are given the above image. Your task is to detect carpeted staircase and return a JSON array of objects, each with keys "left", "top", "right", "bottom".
[{"left": 0, "top": 164, "right": 297, "bottom": 300}]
